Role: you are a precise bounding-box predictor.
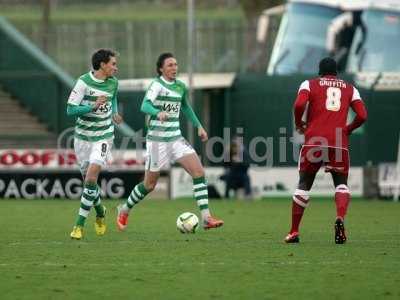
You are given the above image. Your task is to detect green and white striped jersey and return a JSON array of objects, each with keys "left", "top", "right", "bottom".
[
  {"left": 68, "top": 72, "right": 118, "bottom": 142},
  {"left": 144, "top": 76, "right": 187, "bottom": 142}
]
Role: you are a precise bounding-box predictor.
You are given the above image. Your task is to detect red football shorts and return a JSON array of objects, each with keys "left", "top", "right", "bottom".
[{"left": 298, "top": 145, "right": 349, "bottom": 175}]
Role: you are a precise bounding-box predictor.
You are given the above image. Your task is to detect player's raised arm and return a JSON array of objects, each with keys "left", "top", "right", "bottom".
[
  {"left": 111, "top": 81, "right": 123, "bottom": 124},
  {"left": 294, "top": 80, "right": 310, "bottom": 133},
  {"left": 111, "top": 81, "right": 119, "bottom": 114},
  {"left": 66, "top": 79, "right": 93, "bottom": 116},
  {"left": 140, "top": 82, "right": 167, "bottom": 121},
  {"left": 181, "top": 89, "right": 207, "bottom": 141},
  {"left": 140, "top": 99, "right": 162, "bottom": 117},
  {"left": 346, "top": 87, "right": 367, "bottom": 135},
  {"left": 181, "top": 88, "right": 202, "bottom": 128}
]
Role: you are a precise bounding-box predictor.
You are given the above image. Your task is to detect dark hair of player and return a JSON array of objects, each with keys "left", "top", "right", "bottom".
[
  {"left": 318, "top": 57, "right": 337, "bottom": 76},
  {"left": 156, "top": 52, "right": 175, "bottom": 76},
  {"left": 92, "top": 49, "right": 116, "bottom": 71}
]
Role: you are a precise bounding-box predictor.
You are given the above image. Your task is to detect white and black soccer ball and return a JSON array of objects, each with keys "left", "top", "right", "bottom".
[{"left": 176, "top": 212, "right": 199, "bottom": 234}]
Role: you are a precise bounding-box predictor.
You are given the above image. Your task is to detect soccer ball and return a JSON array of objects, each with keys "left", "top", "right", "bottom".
[{"left": 176, "top": 212, "right": 199, "bottom": 233}]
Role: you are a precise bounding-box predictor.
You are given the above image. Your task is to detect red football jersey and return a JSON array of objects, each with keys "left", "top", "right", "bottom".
[{"left": 296, "top": 75, "right": 362, "bottom": 149}]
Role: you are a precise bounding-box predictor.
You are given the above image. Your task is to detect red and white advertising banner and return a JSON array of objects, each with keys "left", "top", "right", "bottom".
[{"left": 0, "top": 149, "right": 145, "bottom": 170}]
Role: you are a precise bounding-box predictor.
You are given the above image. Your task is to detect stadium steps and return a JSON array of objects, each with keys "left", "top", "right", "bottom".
[{"left": 0, "top": 88, "right": 57, "bottom": 148}]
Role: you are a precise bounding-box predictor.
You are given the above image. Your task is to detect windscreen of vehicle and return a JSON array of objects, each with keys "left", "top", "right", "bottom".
[
  {"left": 347, "top": 9, "right": 400, "bottom": 72},
  {"left": 268, "top": 3, "right": 341, "bottom": 75}
]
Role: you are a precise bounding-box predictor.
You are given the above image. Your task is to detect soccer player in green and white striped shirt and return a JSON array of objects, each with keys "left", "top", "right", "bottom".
[
  {"left": 117, "top": 52, "right": 224, "bottom": 230},
  {"left": 67, "top": 49, "right": 123, "bottom": 240}
]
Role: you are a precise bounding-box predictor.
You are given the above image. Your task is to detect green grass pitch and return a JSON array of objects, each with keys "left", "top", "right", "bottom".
[{"left": 1, "top": 198, "right": 399, "bottom": 300}]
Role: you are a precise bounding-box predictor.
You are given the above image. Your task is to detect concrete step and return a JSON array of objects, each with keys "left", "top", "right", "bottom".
[
  {"left": 0, "top": 138, "right": 58, "bottom": 149},
  {"left": 0, "top": 115, "right": 41, "bottom": 122},
  {"left": 0, "top": 92, "right": 11, "bottom": 98},
  {"left": 0, "top": 124, "right": 48, "bottom": 131},
  {"left": 0, "top": 119, "right": 45, "bottom": 125},
  {"left": 0, "top": 119, "right": 48, "bottom": 127},
  {"left": 0, "top": 105, "right": 34, "bottom": 113},
  {"left": 0, "top": 88, "right": 54, "bottom": 139},
  {"left": 0, "top": 129, "right": 49, "bottom": 135},
  {"left": 0, "top": 98, "right": 19, "bottom": 103},
  {"left": 0, "top": 122, "right": 49, "bottom": 129}
]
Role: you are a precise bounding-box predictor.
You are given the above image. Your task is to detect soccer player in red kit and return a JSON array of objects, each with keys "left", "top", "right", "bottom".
[{"left": 285, "top": 57, "right": 367, "bottom": 244}]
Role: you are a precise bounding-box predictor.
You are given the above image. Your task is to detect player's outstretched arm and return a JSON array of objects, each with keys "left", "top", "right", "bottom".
[
  {"left": 140, "top": 99, "right": 161, "bottom": 116},
  {"left": 181, "top": 92, "right": 202, "bottom": 128},
  {"left": 66, "top": 104, "right": 92, "bottom": 116},
  {"left": 112, "top": 114, "right": 123, "bottom": 124},
  {"left": 67, "top": 79, "right": 91, "bottom": 116},
  {"left": 293, "top": 90, "right": 309, "bottom": 134},
  {"left": 346, "top": 100, "right": 367, "bottom": 135},
  {"left": 111, "top": 93, "right": 123, "bottom": 124},
  {"left": 181, "top": 96, "right": 207, "bottom": 142},
  {"left": 141, "top": 99, "right": 167, "bottom": 122},
  {"left": 197, "top": 127, "right": 208, "bottom": 142},
  {"left": 67, "top": 96, "right": 106, "bottom": 117},
  {"left": 141, "top": 81, "right": 162, "bottom": 116}
]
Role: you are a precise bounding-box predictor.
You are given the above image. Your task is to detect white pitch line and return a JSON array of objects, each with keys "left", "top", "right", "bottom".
[
  {"left": 0, "top": 260, "right": 388, "bottom": 268},
  {"left": 4, "top": 238, "right": 398, "bottom": 247}
]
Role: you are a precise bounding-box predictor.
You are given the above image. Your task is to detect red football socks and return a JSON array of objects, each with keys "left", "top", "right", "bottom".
[
  {"left": 290, "top": 190, "right": 310, "bottom": 234},
  {"left": 335, "top": 191, "right": 350, "bottom": 220},
  {"left": 290, "top": 201, "right": 305, "bottom": 233}
]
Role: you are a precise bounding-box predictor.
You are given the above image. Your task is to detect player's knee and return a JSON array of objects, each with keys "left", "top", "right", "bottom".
[
  {"left": 84, "top": 173, "right": 98, "bottom": 184},
  {"left": 144, "top": 180, "right": 157, "bottom": 192},
  {"left": 298, "top": 172, "right": 315, "bottom": 190},
  {"left": 293, "top": 189, "right": 310, "bottom": 208},
  {"left": 335, "top": 184, "right": 350, "bottom": 194},
  {"left": 85, "top": 164, "right": 101, "bottom": 183},
  {"left": 192, "top": 169, "right": 205, "bottom": 178}
]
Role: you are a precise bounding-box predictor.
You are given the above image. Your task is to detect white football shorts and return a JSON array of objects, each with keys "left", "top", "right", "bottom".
[
  {"left": 74, "top": 138, "right": 113, "bottom": 176},
  {"left": 145, "top": 137, "right": 196, "bottom": 172}
]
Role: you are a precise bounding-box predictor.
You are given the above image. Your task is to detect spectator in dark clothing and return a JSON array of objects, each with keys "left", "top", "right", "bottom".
[{"left": 220, "top": 136, "right": 252, "bottom": 199}]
